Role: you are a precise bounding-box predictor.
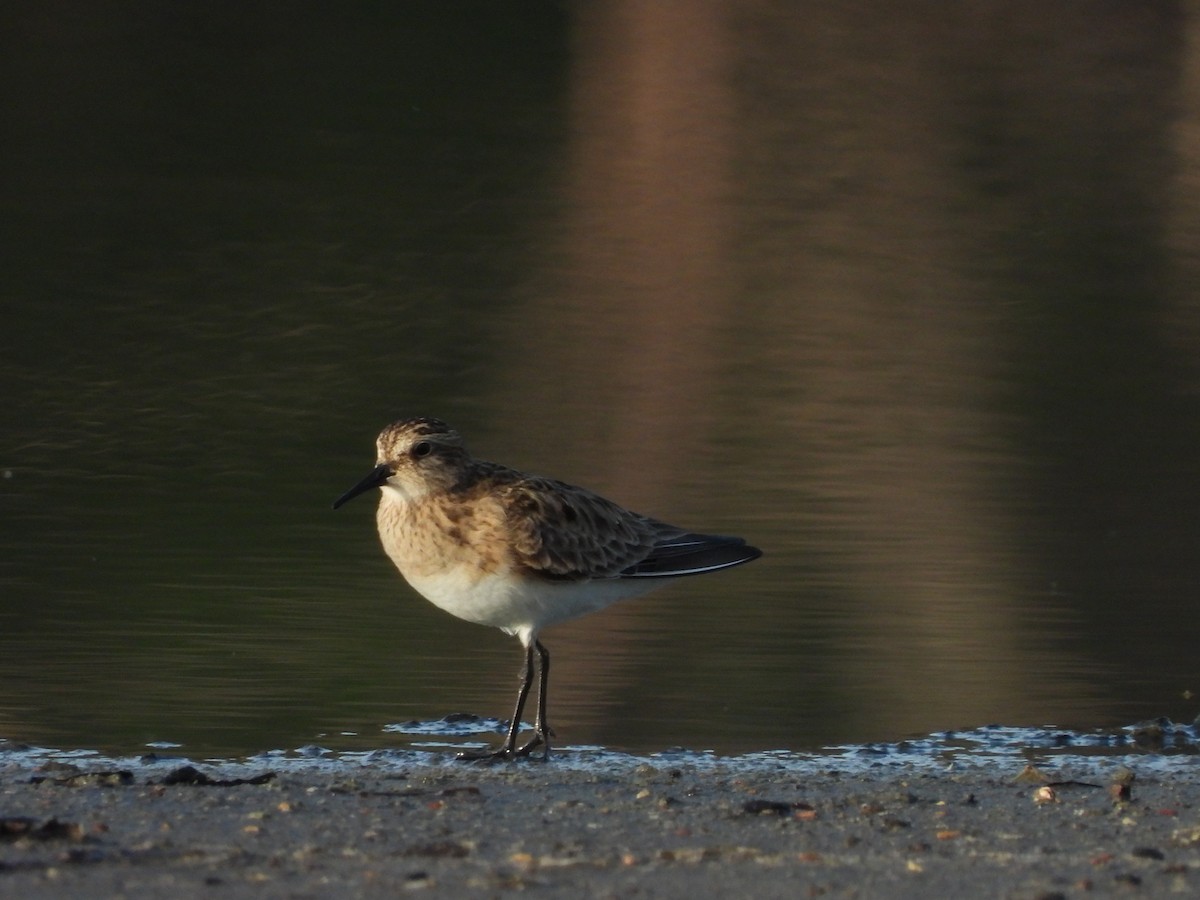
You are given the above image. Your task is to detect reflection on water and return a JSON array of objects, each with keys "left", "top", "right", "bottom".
[{"left": 3, "top": 3, "right": 1200, "bottom": 758}]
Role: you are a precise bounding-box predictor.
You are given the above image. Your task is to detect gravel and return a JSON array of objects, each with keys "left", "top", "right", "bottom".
[{"left": 3, "top": 744, "right": 1199, "bottom": 898}]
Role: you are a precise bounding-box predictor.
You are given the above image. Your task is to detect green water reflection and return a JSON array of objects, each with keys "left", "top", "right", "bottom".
[{"left": 3, "top": 3, "right": 1200, "bottom": 757}]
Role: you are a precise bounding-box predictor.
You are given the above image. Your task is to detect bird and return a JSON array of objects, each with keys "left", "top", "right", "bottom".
[{"left": 332, "top": 416, "right": 762, "bottom": 760}]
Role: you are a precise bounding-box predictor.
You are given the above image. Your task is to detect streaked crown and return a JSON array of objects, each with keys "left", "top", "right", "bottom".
[{"left": 376, "top": 416, "right": 464, "bottom": 459}]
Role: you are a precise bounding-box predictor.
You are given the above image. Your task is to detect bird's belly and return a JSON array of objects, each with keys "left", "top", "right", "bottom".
[{"left": 400, "top": 565, "right": 660, "bottom": 644}]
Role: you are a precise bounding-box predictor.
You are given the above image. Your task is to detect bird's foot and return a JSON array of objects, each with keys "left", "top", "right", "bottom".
[
  {"left": 455, "top": 729, "right": 553, "bottom": 762},
  {"left": 514, "top": 728, "right": 553, "bottom": 760},
  {"left": 454, "top": 745, "right": 514, "bottom": 762}
]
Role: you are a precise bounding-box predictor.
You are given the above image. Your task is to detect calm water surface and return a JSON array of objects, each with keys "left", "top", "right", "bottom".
[{"left": 3, "top": 3, "right": 1200, "bottom": 758}]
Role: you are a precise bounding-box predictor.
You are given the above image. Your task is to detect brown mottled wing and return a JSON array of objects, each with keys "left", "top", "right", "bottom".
[
  {"left": 500, "top": 473, "right": 763, "bottom": 581},
  {"left": 501, "top": 475, "right": 659, "bottom": 580}
]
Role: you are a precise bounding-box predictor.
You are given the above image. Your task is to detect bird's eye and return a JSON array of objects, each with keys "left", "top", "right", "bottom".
[{"left": 412, "top": 441, "right": 433, "bottom": 458}]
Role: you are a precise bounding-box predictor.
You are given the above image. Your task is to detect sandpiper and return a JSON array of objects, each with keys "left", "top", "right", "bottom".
[{"left": 333, "top": 416, "right": 762, "bottom": 760}]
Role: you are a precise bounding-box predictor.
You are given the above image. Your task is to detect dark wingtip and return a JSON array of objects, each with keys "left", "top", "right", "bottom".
[{"left": 621, "top": 533, "right": 764, "bottom": 577}]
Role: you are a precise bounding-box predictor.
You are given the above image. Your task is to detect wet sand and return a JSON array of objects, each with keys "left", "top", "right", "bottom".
[{"left": 2, "top": 744, "right": 1198, "bottom": 899}]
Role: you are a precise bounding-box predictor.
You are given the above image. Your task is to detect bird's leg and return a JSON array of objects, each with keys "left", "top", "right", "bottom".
[
  {"left": 456, "top": 643, "right": 535, "bottom": 761},
  {"left": 515, "top": 640, "right": 554, "bottom": 759}
]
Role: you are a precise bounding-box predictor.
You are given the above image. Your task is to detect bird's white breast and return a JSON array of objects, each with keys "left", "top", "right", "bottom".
[
  {"left": 403, "top": 565, "right": 660, "bottom": 646},
  {"left": 375, "top": 489, "right": 659, "bottom": 645}
]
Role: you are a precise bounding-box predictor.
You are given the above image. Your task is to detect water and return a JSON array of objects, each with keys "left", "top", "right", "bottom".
[
  {"left": 3, "top": 3, "right": 1200, "bottom": 760},
  {"left": 3, "top": 721, "right": 1197, "bottom": 783}
]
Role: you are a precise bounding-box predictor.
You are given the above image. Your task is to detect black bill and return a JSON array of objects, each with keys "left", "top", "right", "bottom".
[{"left": 332, "top": 464, "right": 392, "bottom": 510}]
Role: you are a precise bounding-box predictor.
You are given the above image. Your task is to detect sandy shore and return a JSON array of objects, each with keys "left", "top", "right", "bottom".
[{"left": 2, "top": 746, "right": 1199, "bottom": 899}]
